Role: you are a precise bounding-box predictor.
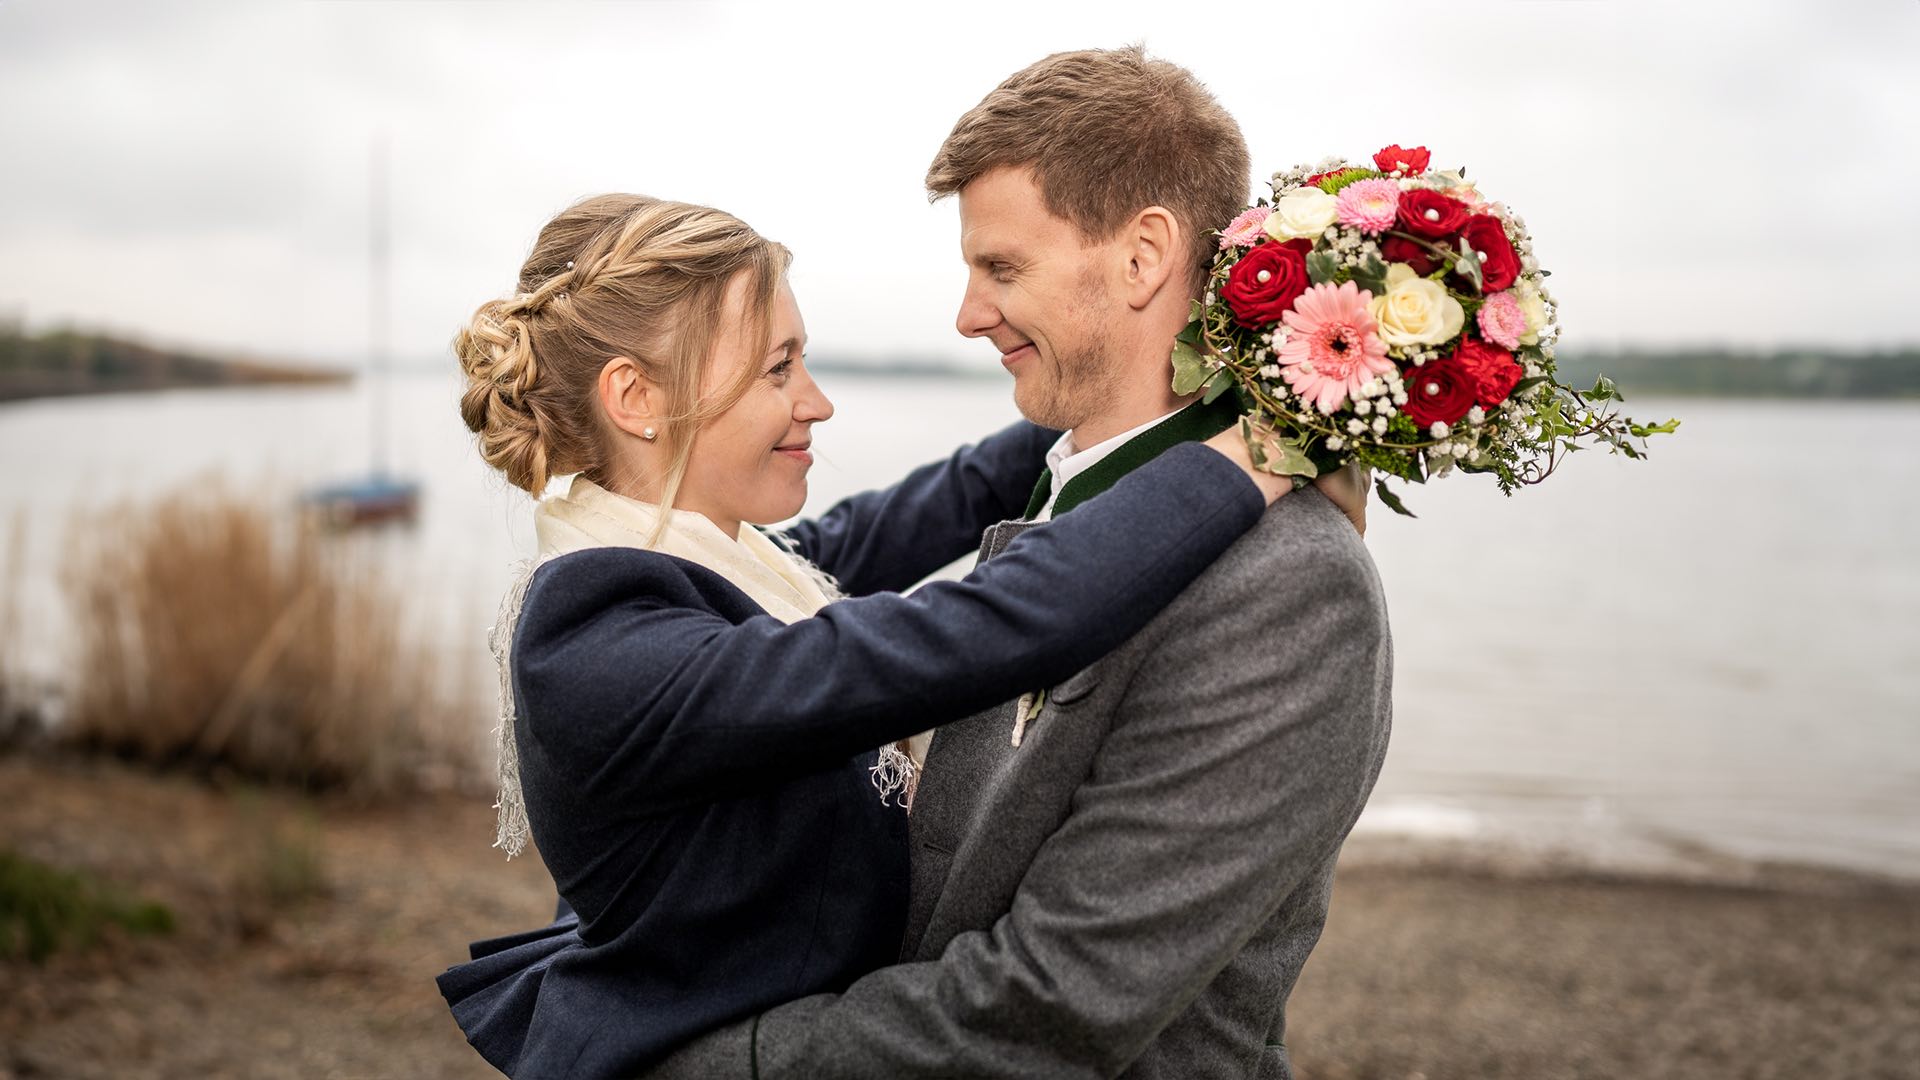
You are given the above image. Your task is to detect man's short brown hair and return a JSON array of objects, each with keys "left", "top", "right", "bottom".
[{"left": 926, "top": 45, "right": 1250, "bottom": 293}]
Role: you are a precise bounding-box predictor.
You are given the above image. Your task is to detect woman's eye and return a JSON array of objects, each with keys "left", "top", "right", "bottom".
[{"left": 768, "top": 358, "right": 795, "bottom": 379}]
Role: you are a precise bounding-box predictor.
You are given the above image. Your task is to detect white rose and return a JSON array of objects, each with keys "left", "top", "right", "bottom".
[
  {"left": 1514, "top": 280, "right": 1551, "bottom": 346},
  {"left": 1264, "top": 187, "right": 1338, "bottom": 242},
  {"left": 1368, "top": 263, "right": 1465, "bottom": 348}
]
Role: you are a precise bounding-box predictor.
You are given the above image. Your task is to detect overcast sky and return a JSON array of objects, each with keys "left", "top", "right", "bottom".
[{"left": 2, "top": 0, "right": 1915, "bottom": 369}]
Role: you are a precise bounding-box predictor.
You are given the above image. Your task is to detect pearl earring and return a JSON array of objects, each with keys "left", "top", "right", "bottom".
[{"left": 642, "top": 427, "right": 657, "bottom": 441}]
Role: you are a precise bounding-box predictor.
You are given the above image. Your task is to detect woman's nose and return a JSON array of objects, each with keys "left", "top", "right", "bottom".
[{"left": 795, "top": 371, "right": 833, "bottom": 424}]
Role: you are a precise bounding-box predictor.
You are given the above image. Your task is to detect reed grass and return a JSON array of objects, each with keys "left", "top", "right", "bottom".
[
  {"left": 59, "top": 484, "right": 476, "bottom": 795},
  {"left": 0, "top": 512, "right": 34, "bottom": 746}
]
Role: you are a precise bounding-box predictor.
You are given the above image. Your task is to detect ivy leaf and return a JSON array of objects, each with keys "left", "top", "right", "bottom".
[
  {"left": 1350, "top": 255, "right": 1389, "bottom": 297},
  {"left": 1189, "top": 299, "right": 1205, "bottom": 324},
  {"left": 1374, "top": 478, "right": 1417, "bottom": 518},
  {"left": 1175, "top": 319, "right": 1204, "bottom": 349},
  {"left": 1588, "top": 375, "right": 1619, "bottom": 401},
  {"left": 1631, "top": 418, "right": 1682, "bottom": 438},
  {"left": 1511, "top": 376, "right": 1550, "bottom": 395},
  {"left": 1307, "top": 251, "right": 1341, "bottom": 285},
  {"left": 1453, "top": 238, "right": 1484, "bottom": 293},
  {"left": 1201, "top": 367, "right": 1236, "bottom": 405},
  {"left": 1171, "top": 340, "right": 1209, "bottom": 395}
]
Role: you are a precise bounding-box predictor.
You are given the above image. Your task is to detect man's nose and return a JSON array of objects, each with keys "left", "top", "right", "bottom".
[{"left": 955, "top": 277, "right": 999, "bottom": 340}]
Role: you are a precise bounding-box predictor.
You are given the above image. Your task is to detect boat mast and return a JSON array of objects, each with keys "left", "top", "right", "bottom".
[{"left": 369, "top": 132, "right": 390, "bottom": 480}]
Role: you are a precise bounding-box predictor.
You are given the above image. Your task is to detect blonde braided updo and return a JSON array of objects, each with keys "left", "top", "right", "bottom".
[{"left": 455, "top": 194, "right": 792, "bottom": 501}]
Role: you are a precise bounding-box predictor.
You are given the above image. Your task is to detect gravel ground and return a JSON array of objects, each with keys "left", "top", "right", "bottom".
[{"left": 4, "top": 754, "right": 1916, "bottom": 1080}]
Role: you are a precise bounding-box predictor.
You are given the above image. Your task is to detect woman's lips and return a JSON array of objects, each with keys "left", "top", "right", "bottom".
[{"left": 774, "top": 445, "right": 812, "bottom": 465}]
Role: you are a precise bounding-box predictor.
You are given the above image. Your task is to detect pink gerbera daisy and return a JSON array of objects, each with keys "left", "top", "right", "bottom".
[
  {"left": 1334, "top": 178, "right": 1401, "bottom": 235},
  {"left": 1219, "top": 206, "right": 1272, "bottom": 249},
  {"left": 1278, "top": 281, "right": 1394, "bottom": 414}
]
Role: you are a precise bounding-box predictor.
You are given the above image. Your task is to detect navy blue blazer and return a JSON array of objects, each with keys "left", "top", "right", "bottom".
[{"left": 437, "top": 423, "right": 1264, "bottom": 1079}]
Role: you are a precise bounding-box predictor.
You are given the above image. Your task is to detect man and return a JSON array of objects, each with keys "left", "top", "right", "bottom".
[{"left": 655, "top": 46, "right": 1392, "bottom": 1079}]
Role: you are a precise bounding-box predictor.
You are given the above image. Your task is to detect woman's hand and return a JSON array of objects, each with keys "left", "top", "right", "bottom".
[
  {"left": 1201, "top": 421, "right": 1369, "bottom": 536},
  {"left": 1202, "top": 425, "right": 1293, "bottom": 506},
  {"left": 1313, "top": 462, "right": 1368, "bottom": 538}
]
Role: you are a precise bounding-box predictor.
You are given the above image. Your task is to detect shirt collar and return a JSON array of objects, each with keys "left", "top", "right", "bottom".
[{"left": 1040, "top": 408, "right": 1185, "bottom": 518}]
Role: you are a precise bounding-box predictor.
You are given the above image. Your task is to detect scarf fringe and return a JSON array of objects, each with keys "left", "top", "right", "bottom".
[{"left": 490, "top": 558, "right": 543, "bottom": 859}]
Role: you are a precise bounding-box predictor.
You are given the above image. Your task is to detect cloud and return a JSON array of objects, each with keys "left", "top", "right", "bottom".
[{"left": 1, "top": 0, "right": 1914, "bottom": 364}]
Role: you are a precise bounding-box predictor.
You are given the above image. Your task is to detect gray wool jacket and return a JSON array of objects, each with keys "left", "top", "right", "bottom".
[{"left": 645, "top": 473, "right": 1394, "bottom": 1080}]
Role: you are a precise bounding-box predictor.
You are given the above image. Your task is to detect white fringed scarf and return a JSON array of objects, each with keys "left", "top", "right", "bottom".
[{"left": 489, "top": 476, "right": 926, "bottom": 858}]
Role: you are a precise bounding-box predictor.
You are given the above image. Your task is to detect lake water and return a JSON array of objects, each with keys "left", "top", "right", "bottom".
[{"left": 3, "top": 373, "right": 1917, "bottom": 882}]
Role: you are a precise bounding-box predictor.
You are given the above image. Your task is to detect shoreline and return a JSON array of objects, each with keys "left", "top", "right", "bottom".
[{"left": 3, "top": 753, "right": 1917, "bottom": 1079}]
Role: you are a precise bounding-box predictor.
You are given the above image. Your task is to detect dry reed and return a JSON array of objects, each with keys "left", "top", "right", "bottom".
[{"left": 59, "top": 484, "right": 476, "bottom": 795}]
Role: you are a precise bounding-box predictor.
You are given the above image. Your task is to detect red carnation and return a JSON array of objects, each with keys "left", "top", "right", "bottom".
[
  {"left": 1221, "top": 239, "right": 1312, "bottom": 328},
  {"left": 1403, "top": 357, "right": 1478, "bottom": 429},
  {"left": 1453, "top": 337, "right": 1524, "bottom": 408},
  {"left": 1458, "top": 214, "right": 1521, "bottom": 292},
  {"left": 1396, "top": 189, "right": 1469, "bottom": 240},
  {"left": 1380, "top": 234, "right": 1438, "bottom": 276},
  {"left": 1373, "top": 144, "right": 1431, "bottom": 174}
]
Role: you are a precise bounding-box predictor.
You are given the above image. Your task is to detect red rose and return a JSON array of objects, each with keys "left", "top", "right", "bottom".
[
  {"left": 1373, "top": 144, "right": 1431, "bottom": 174},
  {"left": 1402, "top": 357, "right": 1478, "bottom": 429},
  {"left": 1395, "top": 189, "right": 1469, "bottom": 239},
  {"left": 1380, "top": 234, "right": 1438, "bottom": 276},
  {"left": 1458, "top": 214, "right": 1520, "bottom": 292},
  {"left": 1221, "top": 239, "right": 1312, "bottom": 328},
  {"left": 1453, "top": 336, "right": 1523, "bottom": 407}
]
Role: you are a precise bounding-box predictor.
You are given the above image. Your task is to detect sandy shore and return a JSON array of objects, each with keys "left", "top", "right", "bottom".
[{"left": 3, "top": 753, "right": 1916, "bottom": 1079}]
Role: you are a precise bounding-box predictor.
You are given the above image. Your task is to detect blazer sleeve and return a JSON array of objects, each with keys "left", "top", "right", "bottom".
[
  {"left": 775, "top": 420, "right": 1057, "bottom": 596},
  {"left": 513, "top": 442, "right": 1257, "bottom": 814},
  {"left": 645, "top": 495, "right": 1395, "bottom": 1079}
]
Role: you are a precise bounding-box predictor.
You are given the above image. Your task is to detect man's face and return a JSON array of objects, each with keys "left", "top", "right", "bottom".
[{"left": 955, "top": 168, "right": 1124, "bottom": 432}]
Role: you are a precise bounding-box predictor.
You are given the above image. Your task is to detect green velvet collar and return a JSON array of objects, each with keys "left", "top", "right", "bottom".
[{"left": 1022, "top": 394, "right": 1242, "bottom": 520}]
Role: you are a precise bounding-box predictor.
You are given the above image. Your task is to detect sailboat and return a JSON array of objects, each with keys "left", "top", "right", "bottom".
[{"left": 304, "top": 134, "right": 421, "bottom": 529}]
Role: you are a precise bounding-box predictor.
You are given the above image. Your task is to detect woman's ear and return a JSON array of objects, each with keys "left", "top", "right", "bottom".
[
  {"left": 597, "top": 356, "right": 661, "bottom": 441},
  {"left": 1122, "top": 205, "right": 1182, "bottom": 311}
]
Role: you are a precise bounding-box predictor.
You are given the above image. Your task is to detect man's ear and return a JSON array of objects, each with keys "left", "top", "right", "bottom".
[
  {"left": 1121, "top": 205, "right": 1183, "bottom": 311},
  {"left": 597, "top": 356, "right": 661, "bottom": 441}
]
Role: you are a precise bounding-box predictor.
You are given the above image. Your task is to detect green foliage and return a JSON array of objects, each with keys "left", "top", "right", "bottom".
[
  {"left": 1306, "top": 251, "right": 1341, "bottom": 285},
  {"left": 1316, "top": 168, "right": 1380, "bottom": 194},
  {"left": 1354, "top": 441, "right": 1422, "bottom": 482},
  {"left": 1170, "top": 336, "right": 1209, "bottom": 395},
  {"left": 1452, "top": 238, "right": 1484, "bottom": 293},
  {"left": 1201, "top": 367, "right": 1236, "bottom": 405},
  {"left": 1374, "top": 479, "right": 1417, "bottom": 518},
  {"left": 0, "top": 849, "right": 174, "bottom": 965},
  {"left": 1349, "top": 255, "right": 1389, "bottom": 297}
]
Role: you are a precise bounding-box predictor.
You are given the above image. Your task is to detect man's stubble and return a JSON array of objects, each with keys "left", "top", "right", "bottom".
[{"left": 1013, "top": 265, "right": 1127, "bottom": 436}]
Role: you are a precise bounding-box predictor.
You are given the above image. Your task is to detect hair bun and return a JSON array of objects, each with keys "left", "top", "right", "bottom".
[{"left": 455, "top": 301, "right": 551, "bottom": 494}]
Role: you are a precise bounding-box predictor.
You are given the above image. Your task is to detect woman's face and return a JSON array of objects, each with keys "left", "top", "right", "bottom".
[{"left": 675, "top": 275, "right": 834, "bottom": 537}]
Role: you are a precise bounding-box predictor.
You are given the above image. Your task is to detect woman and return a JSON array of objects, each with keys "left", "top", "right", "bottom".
[{"left": 437, "top": 194, "right": 1315, "bottom": 1078}]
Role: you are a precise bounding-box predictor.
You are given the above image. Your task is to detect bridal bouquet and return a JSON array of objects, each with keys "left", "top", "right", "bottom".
[{"left": 1175, "top": 144, "right": 1677, "bottom": 514}]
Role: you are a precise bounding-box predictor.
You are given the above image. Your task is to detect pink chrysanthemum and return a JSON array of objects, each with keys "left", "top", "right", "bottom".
[
  {"left": 1334, "top": 179, "right": 1401, "bottom": 235},
  {"left": 1219, "top": 206, "right": 1272, "bottom": 249},
  {"left": 1477, "top": 290, "right": 1529, "bottom": 350},
  {"left": 1278, "top": 282, "right": 1394, "bottom": 414}
]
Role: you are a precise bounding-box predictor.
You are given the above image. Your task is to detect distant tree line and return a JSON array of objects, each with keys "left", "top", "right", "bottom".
[
  {"left": 1554, "top": 347, "right": 1920, "bottom": 399},
  {"left": 0, "top": 324, "right": 347, "bottom": 403}
]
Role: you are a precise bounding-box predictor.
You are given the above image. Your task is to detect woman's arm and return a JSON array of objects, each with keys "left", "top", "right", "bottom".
[
  {"left": 775, "top": 420, "right": 1056, "bottom": 596},
  {"left": 515, "top": 442, "right": 1259, "bottom": 813}
]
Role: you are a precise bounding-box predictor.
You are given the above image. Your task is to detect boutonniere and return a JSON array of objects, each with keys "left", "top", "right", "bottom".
[{"left": 1011, "top": 688, "right": 1047, "bottom": 747}]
